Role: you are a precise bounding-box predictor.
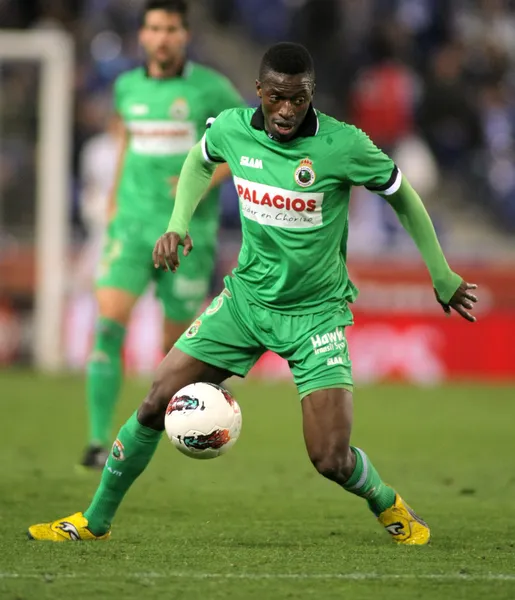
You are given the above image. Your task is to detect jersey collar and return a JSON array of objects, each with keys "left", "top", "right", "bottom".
[
  {"left": 143, "top": 59, "right": 192, "bottom": 79},
  {"left": 251, "top": 104, "right": 319, "bottom": 141}
]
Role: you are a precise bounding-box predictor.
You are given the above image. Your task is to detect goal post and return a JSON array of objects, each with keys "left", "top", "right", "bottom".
[{"left": 0, "top": 30, "right": 74, "bottom": 371}]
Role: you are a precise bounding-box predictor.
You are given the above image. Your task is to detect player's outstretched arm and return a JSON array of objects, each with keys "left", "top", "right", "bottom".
[
  {"left": 383, "top": 175, "right": 478, "bottom": 322},
  {"left": 153, "top": 142, "right": 217, "bottom": 272}
]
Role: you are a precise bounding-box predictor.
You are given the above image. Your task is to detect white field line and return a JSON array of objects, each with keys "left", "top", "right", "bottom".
[{"left": 0, "top": 572, "right": 515, "bottom": 582}]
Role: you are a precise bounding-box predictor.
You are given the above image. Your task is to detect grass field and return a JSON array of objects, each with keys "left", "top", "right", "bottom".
[{"left": 0, "top": 371, "right": 514, "bottom": 600}]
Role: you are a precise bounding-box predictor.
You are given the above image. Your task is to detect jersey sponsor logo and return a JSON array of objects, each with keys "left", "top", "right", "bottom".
[
  {"left": 127, "top": 120, "right": 196, "bottom": 155},
  {"left": 295, "top": 158, "right": 316, "bottom": 188},
  {"left": 233, "top": 177, "right": 324, "bottom": 229},
  {"left": 311, "top": 327, "right": 346, "bottom": 355},
  {"left": 169, "top": 97, "right": 190, "bottom": 120},
  {"left": 240, "top": 156, "right": 263, "bottom": 169},
  {"left": 129, "top": 104, "right": 149, "bottom": 115}
]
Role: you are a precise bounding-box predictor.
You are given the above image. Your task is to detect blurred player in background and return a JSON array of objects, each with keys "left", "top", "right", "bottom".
[{"left": 80, "top": 0, "right": 245, "bottom": 469}]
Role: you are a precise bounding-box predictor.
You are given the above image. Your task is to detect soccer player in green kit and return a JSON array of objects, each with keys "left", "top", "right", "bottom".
[
  {"left": 31, "top": 43, "right": 478, "bottom": 544},
  {"left": 81, "top": 0, "right": 245, "bottom": 468}
]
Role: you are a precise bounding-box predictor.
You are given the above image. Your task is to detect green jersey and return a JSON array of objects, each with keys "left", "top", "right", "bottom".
[
  {"left": 115, "top": 63, "right": 245, "bottom": 239},
  {"left": 202, "top": 106, "right": 400, "bottom": 314}
]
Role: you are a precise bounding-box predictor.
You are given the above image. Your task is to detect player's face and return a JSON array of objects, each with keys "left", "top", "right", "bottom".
[
  {"left": 139, "top": 10, "right": 189, "bottom": 68},
  {"left": 257, "top": 72, "right": 314, "bottom": 142}
]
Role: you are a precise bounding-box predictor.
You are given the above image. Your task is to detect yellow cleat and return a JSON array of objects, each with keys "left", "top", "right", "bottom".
[
  {"left": 378, "top": 494, "right": 430, "bottom": 545},
  {"left": 27, "top": 512, "right": 110, "bottom": 542}
]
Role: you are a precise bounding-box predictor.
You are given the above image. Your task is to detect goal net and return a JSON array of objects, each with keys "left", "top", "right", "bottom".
[{"left": 0, "top": 30, "right": 73, "bottom": 372}]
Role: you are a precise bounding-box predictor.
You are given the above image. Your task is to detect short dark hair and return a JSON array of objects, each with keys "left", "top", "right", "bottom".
[
  {"left": 141, "top": 0, "right": 189, "bottom": 28},
  {"left": 259, "top": 42, "right": 315, "bottom": 81}
]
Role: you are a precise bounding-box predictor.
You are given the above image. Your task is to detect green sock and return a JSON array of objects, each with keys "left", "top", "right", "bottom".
[
  {"left": 343, "top": 447, "right": 396, "bottom": 516},
  {"left": 86, "top": 317, "right": 126, "bottom": 447},
  {"left": 84, "top": 411, "right": 162, "bottom": 535}
]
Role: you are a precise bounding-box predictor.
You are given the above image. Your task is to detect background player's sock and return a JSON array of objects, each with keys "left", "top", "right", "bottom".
[
  {"left": 86, "top": 317, "right": 126, "bottom": 447},
  {"left": 343, "top": 447, "right": 396, "bottom": 516},
  {"left": 84, "top": 412, "right": 161, "bottom": 535}
]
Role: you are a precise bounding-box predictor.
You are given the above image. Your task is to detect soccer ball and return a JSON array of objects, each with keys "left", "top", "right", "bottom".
[{"left": 164, "top": 382, "right": 242, "bottom": 459}]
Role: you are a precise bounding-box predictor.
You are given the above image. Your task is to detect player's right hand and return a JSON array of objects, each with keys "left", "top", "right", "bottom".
[{"left": 152, "top": 232, "right": 193, "bottom": 272}]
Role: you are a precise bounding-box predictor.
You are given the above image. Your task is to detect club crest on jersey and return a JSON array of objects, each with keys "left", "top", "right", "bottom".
[
  {"left": 295, "top": 158, "right": 315, "bottom": 188},
  {"left": 185, "top": 319, "right": 202, "bottom": 338},
  {"left": 169, "top": 97, "right": 190, "bottom": 120}
]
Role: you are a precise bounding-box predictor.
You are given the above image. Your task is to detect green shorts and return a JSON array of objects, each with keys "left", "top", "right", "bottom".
[
  {"left": 175, "top": 279, "right": 354, "bottom": 398},
  {"left": 96, "top": 216, "right": 215, "bottom": 322}
]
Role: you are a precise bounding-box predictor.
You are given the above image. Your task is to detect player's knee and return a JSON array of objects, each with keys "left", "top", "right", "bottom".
[
  {"left": 309, "top": 445, "right": 354, "bottom": 484},
  {"left": 96, "top": 289, "right": 137, "bottom": 326},
  {"left": 162, "top": 321, "right": 187, "bottom": 354},
  {"left": 137, "top": 371, "right": 181, "bottom": 429}
]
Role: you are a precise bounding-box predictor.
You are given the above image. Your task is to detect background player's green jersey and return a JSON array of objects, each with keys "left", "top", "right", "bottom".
[
  {"left": 115, "top": 63, "right": 245, "bottom": 239},
  {"left": 202, "top": 106, "right": 400, "bottom": 315}
]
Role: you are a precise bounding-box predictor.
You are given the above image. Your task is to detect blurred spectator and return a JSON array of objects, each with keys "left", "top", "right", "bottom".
[
  {"left": 417, "top": 43, "right": 483, "bottom": 171},
  {"left": 349, "top": 24, "right": 418, "bottom": 151},
  {"left": 455, "top": 0, "right": 515, "bottom": 62},
  {"left": 78, "top": 112, "right": 119, "bottom": 245},
  {"left": 2, "top": 0, "right": 515, "bottom": 243},
  {"left": 480, "top": 81, "right": 515, "bottom": 230}
]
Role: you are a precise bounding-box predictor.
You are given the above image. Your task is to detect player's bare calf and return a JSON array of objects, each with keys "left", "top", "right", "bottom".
[
  {"left": 137, "top": 347, "right": 229, "bottom": 430},
  {"left": 302, "top": 388, "right": 356, "bottom": 483}
]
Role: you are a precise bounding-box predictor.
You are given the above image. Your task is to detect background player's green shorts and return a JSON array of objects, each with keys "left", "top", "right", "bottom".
[
  {"left": 175, "top": 279, "right": 354, "bottom": 398},
  {"left": 97, "top": 216, "right": 215, "bottom": 322}
]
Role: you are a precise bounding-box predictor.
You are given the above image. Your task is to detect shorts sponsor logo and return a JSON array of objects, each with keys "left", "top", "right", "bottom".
[
  {"left": 234, "top": 176, "right": 323, "bottom": 229},
  {"left": 240, "top": 156, "right": 263, "bottom": 169},
  {"left": 185, "top": 319, "right": 202, "bottom": 338},
  {"left": 327, "top": 356, "right": 344, "bottom": 366},
  {"left": 174, "top": 276, "right": 209, "bottom": 300},
  {"left": 112, "top": 439, "right": 125, "bottom": 461},
  {"left": 295, "top": 158, "right": 316, "bottom": 187},
  {"left": 311, "top": 327, "right": 346, "bottom": 355}
]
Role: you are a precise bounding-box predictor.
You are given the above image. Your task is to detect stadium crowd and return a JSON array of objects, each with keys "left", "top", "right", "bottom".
[{"left": 2, "top": 0, "right": 515, "bottom": 240}]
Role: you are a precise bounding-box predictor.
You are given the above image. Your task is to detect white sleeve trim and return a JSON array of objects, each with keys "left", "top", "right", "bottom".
[
  {"left": 201, "top": 134, "right": 215, "bottom": 163},
  {"left": 381, "top": 168, "right": 402, "bottom": 196}
]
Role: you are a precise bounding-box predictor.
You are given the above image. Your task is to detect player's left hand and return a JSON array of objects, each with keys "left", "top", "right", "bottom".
[
  {"left": 153, "top": 231, "right": 193, "bottom": 272},
  {"left": 435, "top": 281, "right": 478, "bottom": 323}
]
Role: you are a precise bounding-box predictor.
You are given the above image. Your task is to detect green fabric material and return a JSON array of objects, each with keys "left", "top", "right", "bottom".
[
  {"left": 344, "top": 447, "right": 396, "bottom": 516},
  {"left": 84, "top": 411, "right": 162, "bottom": 535},
  {"left": 86, "top": 317, "right": 126, "bottom": 446},
  {"left": 175, "top": 278, "right": 355, "bottom": 395},
  {"left": 385, "top": 176, "right": 461, "bottom": 304},
  {"left": 166, "top": 142, "right": 217, "bottom": 238}
]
